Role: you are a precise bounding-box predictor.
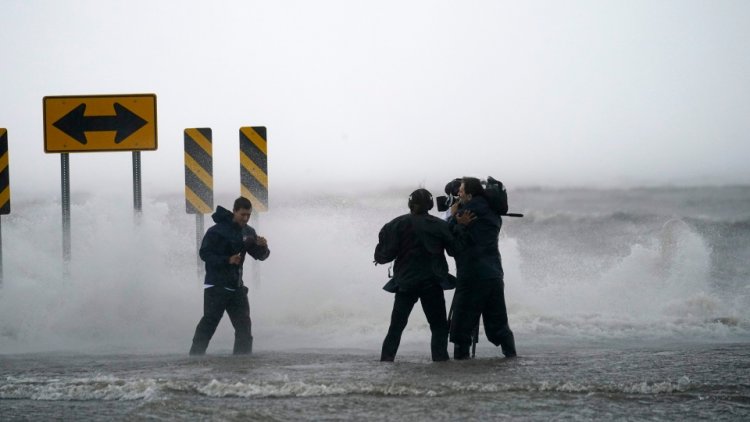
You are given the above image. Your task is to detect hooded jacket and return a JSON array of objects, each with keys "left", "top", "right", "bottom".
[
  {"left": 200, "top": 206, "right": 270, "bottom": 289},
  {"left": 449, "top": 195, "right": 504, "bottom": 282},
  {"left": 374, "top": 213, "right": 458, "bottom": 293}
]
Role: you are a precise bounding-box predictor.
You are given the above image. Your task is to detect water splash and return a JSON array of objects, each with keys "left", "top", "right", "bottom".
[{"left": 0, "top": 190, "right": 748, "bottom": 354}]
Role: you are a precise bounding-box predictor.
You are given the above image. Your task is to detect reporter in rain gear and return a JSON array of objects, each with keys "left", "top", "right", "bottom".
[
  {"left": 448, "top": 177, "right": 516, "bottom": 359},
  {"left": 189, "top": 197, "right": 270, "bottom": 356},
  {"left": 374, "top": 188, "right": 470, "bottom": 362}
]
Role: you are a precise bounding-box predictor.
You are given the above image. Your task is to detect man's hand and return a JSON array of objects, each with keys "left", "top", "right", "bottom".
[
  {"left": 455, "top": 210, "right": 476, "bottom": 226},
  {"left": 450, "top": 200, "right": 461, "bottom": 216},
  {"left": 228, "top": 253, "right": 242, "bottom": 265},
  {"left": 255, "top": 236, "right": 268, "bottom": 247}
]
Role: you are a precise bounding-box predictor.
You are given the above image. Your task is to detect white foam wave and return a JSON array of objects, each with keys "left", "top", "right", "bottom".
[
  {"left": 439, "top": 376, "right": 693, "bottom": 395},
  {"left": 0, "top": 372, "right": 698, "bottom": 400},
  {"left": 0, "top": 375, "right": 158, "bottom": 401},
  {"left": 194, "top": 377, "right": 695, "bottom": 398},
  {"left": 506, "top": 217, "right": 749, "bottom": 343},
  {"left": 196, "top": 379, "right": 436, "bottom": 398}
]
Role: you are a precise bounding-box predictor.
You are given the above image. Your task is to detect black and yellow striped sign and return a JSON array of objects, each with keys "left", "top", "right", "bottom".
[
  {"left": 0, "top": 129, "right": 9, "bottom": 215},
  {"left": 240, "top": 126, "right": 268, "bottom": 212},
  {"left": 184, "top": 128, "right": 213, "bottom": 214}
]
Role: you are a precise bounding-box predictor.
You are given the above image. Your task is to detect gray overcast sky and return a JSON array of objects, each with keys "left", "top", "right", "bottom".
[{"left": 2, "top": 0, "right": 749, "bottom": 197}]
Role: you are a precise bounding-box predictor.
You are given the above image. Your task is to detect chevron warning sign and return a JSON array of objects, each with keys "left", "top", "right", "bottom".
[
  {"left": 239, "top": 126, "right": 268, "bottom": 212},
  {"left": 184, "top": 128, "right": 213, "bottom": 214},
  {"left": 0, "top": 129, "right": 8, "bottom": 215}
]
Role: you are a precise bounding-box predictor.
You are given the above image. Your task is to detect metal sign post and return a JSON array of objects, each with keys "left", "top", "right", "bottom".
[
  {"left": 133, "top": 151, "right": 142, "bottom": 219},
  {"left": 250, "top": 212, "right": 261, "bottom": 290},
  {"left": 0, "top": 217, "right": 3, "bottom": 285},
  {"left": 61, "top": 153, "right": 71, "bottom": 276},
  {"left": 195, "top": 215, "right": 204, "bottom": 271}
]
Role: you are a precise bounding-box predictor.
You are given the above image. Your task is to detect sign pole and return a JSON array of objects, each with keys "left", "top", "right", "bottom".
[
  {"left": 132, "top": 151, "right": 142, "bottom": 216},
  {"left": 0, "top": 218, "right": 3, "bottom": 285},
  {"left": 61, "top": 153, "right": 71, "bottom": 271},
  {"left": 195, "top": 214, "right": 204, "bottom": 275},
  {"left": 251, "top": 213, "right": 261, "bottom": 291}
]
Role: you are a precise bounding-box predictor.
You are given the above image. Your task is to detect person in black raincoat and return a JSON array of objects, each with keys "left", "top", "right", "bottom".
[
  {"left": 448, "top": 177, "right": 516, "bottom": 359},
  {"left": 189, "top": 197, "right": 270, "bottom": 356},
  {"left": 374, "top": 188, "right": 472, "bottom": 362}
]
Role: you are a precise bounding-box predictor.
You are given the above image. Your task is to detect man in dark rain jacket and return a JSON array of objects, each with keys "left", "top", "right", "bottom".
[
  {"left": 374, "top": 188, "right": 471, "bottom": 362},
  {"left": 189, "top": 197, "right": 270, "bottom": 356},
  {"left": 448, "top": 177, "right": 516, "bottom": 359}
]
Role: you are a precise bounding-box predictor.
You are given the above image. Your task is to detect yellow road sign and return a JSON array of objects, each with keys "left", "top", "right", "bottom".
[
  {"left": 184, "top": 128, "right": 213, "bottom": 214},
  {"left": 44, "top": 94, "right": 157, "bottom": 153},
  {"left": 240, "top": 126, "right": 268, "bottom": 212}
]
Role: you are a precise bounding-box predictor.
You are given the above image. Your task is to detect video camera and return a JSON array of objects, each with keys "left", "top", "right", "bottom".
[
  {"left": 436, "top": 177, "right": 523, "bottom": 217},
  {"left": 436, "top": 178, "right": 462, "bottom": 212}
]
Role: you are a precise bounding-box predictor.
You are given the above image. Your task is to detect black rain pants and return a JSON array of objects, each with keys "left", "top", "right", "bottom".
[
  {"left": 449, "top": 277, "right": 515, "bottom": 358},
  {"left": 190, "top": 286, "right": 253, "bottom": 355},
  {"left": 381, "top": 283, "right": 450, "bottom": 362}
]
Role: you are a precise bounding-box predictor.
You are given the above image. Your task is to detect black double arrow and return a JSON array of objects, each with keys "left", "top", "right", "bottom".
[{"left": 53, "top": 103, "right": 148, "bottom": 145}]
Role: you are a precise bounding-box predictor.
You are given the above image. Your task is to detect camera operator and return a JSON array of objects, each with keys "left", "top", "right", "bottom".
[
  {"left": 374, "top": 188, "right": 472, "bottom": 362},
  {"left": 189, "top": 196, "right": 270, "bottom": 356},
  {"left": 448, "top": 177, "right": 516, "bottom": 359}
]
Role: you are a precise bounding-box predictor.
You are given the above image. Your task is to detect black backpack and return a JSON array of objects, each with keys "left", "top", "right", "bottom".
[{"left": 484, "top": 176, "right": 509, "bottom": 216}]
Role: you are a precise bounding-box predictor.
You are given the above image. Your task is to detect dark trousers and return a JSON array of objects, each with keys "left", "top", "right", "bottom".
[
  {"left": 449, "top": 278, "right": 515, "bottom": 358},
  {"left": 381, "top": 283, "right": 450, "bottom": 362},
  {"left": 190, "top": 286, "right": 253, "bottom": 355}
]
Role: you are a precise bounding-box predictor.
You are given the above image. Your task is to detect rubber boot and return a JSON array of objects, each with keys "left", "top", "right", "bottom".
[
  {"left": 233, "top": 336, "right": 253, "bottom": 355},
  {"left": 454, "top": 343, "right": 471, "bottom": 360},
  {"left": 501, "top": 332, "right": 516, "bottom": 358},
  {"left": 189, "top": 341, "right": 206, "bottom": 356}
]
